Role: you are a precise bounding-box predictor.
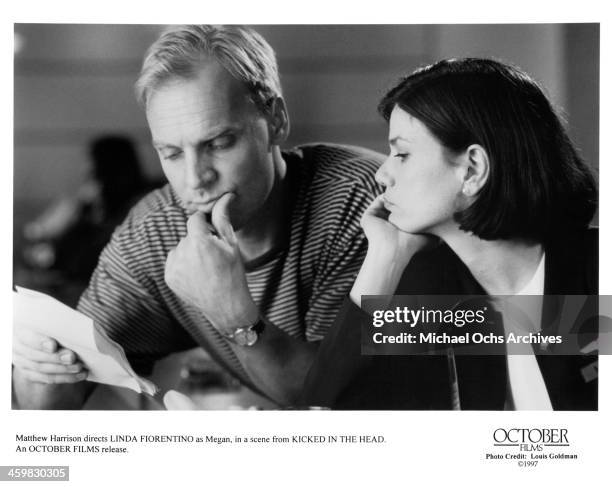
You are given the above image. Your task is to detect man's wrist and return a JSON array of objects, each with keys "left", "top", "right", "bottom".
[{"left": 214, "top": 301, "right": 260, "bottom": 336}]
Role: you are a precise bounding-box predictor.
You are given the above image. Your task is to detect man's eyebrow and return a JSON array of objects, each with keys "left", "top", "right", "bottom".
[
  {"left": 152, "top": 141, "right": 179, "bottom": 150},
  {"left": 152, "top": 127, "right": 238, "bottom": 150}
]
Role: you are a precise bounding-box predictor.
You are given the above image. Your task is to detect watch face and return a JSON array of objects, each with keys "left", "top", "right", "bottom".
[
  {"left": 234, "top": 328, "right": 258, "bottom": 346},
  {"left": 244, "top": 329, "right": 258, "bottom": 346}
]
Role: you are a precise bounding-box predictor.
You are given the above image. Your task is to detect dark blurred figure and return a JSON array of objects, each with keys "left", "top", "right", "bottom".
[
  {"left": 91, "top": 135, "right": 148, "bottom": 219},
  {"left": 20, "top": 135, "right": 159, "bottom": 305}
]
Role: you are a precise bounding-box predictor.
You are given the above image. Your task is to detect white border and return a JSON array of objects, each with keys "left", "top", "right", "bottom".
[{"left": 3, "top": 1, "right": 610, "bottom": 485}]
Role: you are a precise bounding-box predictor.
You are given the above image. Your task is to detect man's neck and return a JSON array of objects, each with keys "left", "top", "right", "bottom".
[{"left": 236, "top": 147, "right": 289, "bottom": 263}]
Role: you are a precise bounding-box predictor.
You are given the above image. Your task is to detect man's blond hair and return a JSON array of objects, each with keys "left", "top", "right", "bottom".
[{"left": 135, "top": 25, "right": 282, "bottom": 113}]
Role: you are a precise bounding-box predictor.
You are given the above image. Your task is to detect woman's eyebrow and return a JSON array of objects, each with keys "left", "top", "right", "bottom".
[{"left": 389, "top": 136, "right": 412, "bottom": 146}]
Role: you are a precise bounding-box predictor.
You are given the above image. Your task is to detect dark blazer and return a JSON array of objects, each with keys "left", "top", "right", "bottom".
[{"left": 300, "top": 228, "right": 598, "bottom": 410}]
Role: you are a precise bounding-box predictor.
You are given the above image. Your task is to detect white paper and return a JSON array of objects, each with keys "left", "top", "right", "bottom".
[{"left": 13, "top": 286, "right": 158, "bottom": 396}]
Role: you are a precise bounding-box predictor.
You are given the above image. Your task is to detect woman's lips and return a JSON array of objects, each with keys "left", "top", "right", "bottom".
[{"left": 381, "top": 195, "right": 395, "bottom": 209}]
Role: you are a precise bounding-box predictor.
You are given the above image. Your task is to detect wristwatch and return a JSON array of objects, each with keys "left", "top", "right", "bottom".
[{"left": 223, "top": 317, "right": 266, "bottom": 347}]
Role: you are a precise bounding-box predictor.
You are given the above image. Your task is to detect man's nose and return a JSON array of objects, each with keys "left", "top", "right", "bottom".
[
  {"left": 184, "top": 156, "right": 217, "bottom": 190},
  {"left": 375, "top": 157, "right": 394, "bottom": 188}
]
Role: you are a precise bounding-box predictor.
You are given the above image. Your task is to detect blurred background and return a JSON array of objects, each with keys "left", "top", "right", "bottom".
[{"left": 12, "top": 23, "right": 599, "bottom": 409}]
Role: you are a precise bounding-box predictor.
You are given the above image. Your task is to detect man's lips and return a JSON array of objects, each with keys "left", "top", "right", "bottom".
[{"left": 186, "top": 194, "right": 227, "bottom": 212}]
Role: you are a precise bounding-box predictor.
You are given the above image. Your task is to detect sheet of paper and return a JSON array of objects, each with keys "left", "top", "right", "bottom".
[{"left": 13, "top": 286, "right": 158, "bottom": 396}]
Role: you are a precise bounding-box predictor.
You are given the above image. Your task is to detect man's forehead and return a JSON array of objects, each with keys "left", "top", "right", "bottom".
[
  {"left": 145, "top": 67, "right": 256, "bottom": 138},
  {"left": 149, "top": 60, "right": 251, "bottom": 109}
]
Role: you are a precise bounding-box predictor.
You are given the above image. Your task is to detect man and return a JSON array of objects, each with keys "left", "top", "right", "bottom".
[{"left": 12, "top": 25, "right": 383, "bottom": 408}]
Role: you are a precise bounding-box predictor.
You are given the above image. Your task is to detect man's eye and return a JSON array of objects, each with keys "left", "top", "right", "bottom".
[
  {"left": 393, "top": 153, "right": 409, "bottom": 161},
  {"left": 209, "top": 135, "right": 236, "bottom": 151},
  {"left": 163, "top": 151, "right": 183, "bottom": 161}
]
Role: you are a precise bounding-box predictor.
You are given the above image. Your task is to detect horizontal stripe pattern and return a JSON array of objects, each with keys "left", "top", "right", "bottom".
[{"left": 78, "top": 143, "right": 383, "bottom": 387}]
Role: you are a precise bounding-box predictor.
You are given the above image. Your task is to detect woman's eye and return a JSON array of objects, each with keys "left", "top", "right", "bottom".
[
  {"left": 210, "top": 135, "right": 236, "bottom": 150},
  {"left": 393, "top": 153, "right": 409, "bottom": 161}
]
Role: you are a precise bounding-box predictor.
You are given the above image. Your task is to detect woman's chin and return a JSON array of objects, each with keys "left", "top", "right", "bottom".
[{"left": 388, "top": 214, "right": 422, "bottom": 234}]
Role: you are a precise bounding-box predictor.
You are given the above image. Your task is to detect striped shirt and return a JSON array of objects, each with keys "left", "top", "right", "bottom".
[{"left": 78, "top": 143, "right": 383, "bottom": 386}]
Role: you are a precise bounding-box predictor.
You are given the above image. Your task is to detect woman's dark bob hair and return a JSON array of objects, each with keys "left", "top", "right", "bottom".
[{"left": 378, "top": 58, "right": 597, "bottom": 243}]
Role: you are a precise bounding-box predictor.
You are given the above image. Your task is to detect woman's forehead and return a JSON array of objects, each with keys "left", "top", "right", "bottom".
[{"left": 388, "top": 108, "right": 432, "bottom": 144}]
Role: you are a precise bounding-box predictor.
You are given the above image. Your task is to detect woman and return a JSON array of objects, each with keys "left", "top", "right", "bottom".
[{"left": 300, "top": 58, "right": 598, "bottom": 410}]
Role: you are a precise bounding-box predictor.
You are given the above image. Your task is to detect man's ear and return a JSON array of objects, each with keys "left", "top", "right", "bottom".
[
  {"left": 266, "top": 97, "right": 290, "bottom": 145},
  {"left": 460, "top": 144, "right": 489, "bottom": 197}
]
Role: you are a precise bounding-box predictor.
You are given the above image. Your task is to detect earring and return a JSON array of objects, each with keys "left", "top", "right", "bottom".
[{"left": 462, "top": 186, "right": 471, "bottom": 196}]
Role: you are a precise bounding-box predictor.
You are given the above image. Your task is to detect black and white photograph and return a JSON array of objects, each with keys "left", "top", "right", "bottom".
[{"left": 2, "top": 2, "right": 610, "bottom": 485}]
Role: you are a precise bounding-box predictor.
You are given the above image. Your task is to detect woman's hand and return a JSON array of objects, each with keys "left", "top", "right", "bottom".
[
  {"left": 350, "top": 195, "right": 434, "bottom": 306},
  {"left": 361, "top": 195, "right": 431, "bottom": 266}
]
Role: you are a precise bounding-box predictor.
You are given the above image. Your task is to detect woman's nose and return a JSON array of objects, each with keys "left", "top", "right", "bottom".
[{"left": 375, "top": 158, "right": 394, "bottom": 188}]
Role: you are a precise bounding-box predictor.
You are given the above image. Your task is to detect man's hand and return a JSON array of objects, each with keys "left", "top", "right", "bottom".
[
  {"left": 163, "top": 390, "right": 199, "bottom": 410},
  {"left": 12, "top": 328, "right": 87, "bottom": 384},
  {"left": 165, "top": 193, "right": 259, "bottom": 333}
]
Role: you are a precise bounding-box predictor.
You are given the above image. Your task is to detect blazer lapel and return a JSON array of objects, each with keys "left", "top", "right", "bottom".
[{"left": 440, "top": 248, "right": 508, "bottom": 410}]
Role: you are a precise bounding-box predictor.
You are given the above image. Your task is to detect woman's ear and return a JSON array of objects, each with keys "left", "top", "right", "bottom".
[
  {"left": 461, "top": 144, "right": 489, "bottom": 197},
  {"left": 266, "top": 97, "right": 290, "bottom": 145}
]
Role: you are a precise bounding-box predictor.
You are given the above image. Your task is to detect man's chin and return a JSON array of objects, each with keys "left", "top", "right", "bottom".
[
  {"left": 185, "top": 202, "right": 215, "bottom": 214},
  {"left": 186, "top": 208, "right": 247, "bottom": 232},
  {"left": 184, "top": 206, "right": 209, "bottom": 219}
]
